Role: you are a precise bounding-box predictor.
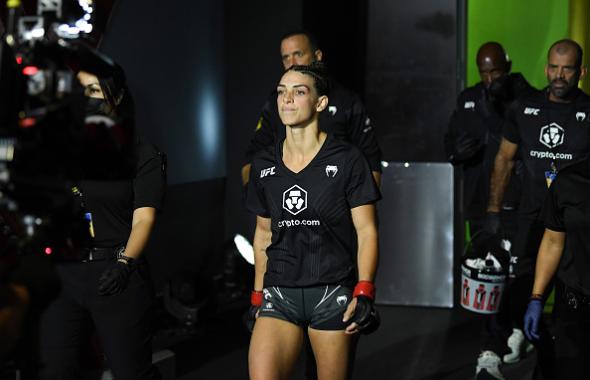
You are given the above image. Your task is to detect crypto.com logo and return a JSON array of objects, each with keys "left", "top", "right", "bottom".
[
  {"left": 283, "top": 185, "right": 307, "bottom": 215},
  {"left": 539, "top": 123, "right": 564, "bottom": 149}
]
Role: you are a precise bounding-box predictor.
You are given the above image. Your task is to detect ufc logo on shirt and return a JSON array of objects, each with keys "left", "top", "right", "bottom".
[
  {"left": 524, "top": 107, "right": 540, "bottom": 116},
  {"left": 260, "top": 166, "right": 276, "bottom": 178}
]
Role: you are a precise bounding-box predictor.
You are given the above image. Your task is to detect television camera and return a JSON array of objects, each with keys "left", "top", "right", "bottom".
[{"left": 0, "top": 0, "right": 133, "bottom": 274}]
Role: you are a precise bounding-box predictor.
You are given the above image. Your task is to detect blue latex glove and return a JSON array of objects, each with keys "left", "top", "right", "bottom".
[{"left": 523, "top": 298, "right": 543, "bottom": 341}]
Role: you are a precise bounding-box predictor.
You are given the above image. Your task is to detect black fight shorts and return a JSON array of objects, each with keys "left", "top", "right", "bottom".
[{"left": 258, "top": 285, "right": 352, "bottom": 330}]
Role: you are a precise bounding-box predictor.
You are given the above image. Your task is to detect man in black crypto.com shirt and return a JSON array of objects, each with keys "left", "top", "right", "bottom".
[{"left": 485, "top": 39, "right": 590, "bottom": 379}]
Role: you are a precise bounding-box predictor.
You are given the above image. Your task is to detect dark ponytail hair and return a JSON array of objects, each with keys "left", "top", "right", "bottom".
[{"left": 287, "top": 62, "right": 330, "bottom": 97}]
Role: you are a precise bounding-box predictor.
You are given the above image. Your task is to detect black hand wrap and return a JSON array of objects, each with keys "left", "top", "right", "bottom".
[
  {"left": 348, "top": 295, "right": 380, "bottom": 334},
  {"left": 243, "top": 290, "right": 263, "bottom": 333},
  {"left": 97, "top": 260, "right": 135, "bottom": 296},
  {"left": 244, "top": 305, "right": 260, "bottom": 333}
]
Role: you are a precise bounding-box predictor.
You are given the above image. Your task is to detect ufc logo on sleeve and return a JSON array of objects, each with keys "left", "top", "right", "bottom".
[{"left": 260, "top": 166, "right": 276, "bottom": 178}]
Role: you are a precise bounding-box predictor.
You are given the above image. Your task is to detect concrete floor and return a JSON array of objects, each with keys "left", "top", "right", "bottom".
[{"left": 166, "top": 305, "right": 536, "bottom": 380}]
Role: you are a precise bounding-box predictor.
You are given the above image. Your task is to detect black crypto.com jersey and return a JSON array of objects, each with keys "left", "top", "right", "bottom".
[
  {"left": 244, "top": 80, "right": 382, "bottom": 172},
  {"left": 503, "top": 89, "right": 590, "bottom": 218},
  {"left": 246, "top": 135, "right": 380, "bottom": 288},
  {"left": 80, "top": 140, "right": 166, "bottom": 248},
  {"left": 543, "top": 157, "right": 590, "bottom": 294}
]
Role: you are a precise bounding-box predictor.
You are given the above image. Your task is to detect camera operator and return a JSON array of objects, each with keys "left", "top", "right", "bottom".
[
  {"left": 1, "top": 27, "right": 61, "bottom": 372},
  {"left": 2, "top": 3, "right": 165, "bottom": 378}
]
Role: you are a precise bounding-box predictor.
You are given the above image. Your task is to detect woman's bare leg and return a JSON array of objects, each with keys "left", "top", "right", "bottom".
[
  {"left": 308, "top": 327, "right": 352, "bottom": 380},
  {"left": 249, "top": 317, "right": 304, "bottom": 380}
]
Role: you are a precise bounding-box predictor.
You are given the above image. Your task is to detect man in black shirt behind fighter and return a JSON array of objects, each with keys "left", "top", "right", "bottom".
[
  {"left": 241, "top": 31, "right": 382, "bottom": 186},
  {"left": 445, "top": 42, "right": 532, "bottom": 234},
  {"left": 445, "top": 42, "right": 535, "bottom": 379},
  {"left": 486, "top": 39, "right": 590, "bottom": 379}
]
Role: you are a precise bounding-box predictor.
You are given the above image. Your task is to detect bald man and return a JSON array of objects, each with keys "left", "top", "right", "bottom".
[
  {"left": 445, "top": 42, "right": 535, "bottom": 379},
  {"left": 446, "top": 42, "right": 532, "bottom": 233},
  {"left": 485, "top": 39, "right": 590, "bottom": 380}
]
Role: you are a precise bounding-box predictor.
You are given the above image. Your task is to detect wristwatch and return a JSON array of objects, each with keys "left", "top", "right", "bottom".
[
  {"left": 117, "top": 255, "right": 135, "bottom": 266},
  {"left": 116, "top": 246, "right": 135, "bottom": 266}
]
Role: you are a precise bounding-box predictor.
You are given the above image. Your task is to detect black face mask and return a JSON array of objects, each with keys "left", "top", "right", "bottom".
[
  {"left": 488, "top": 75, "right": 512, "bottom": 100},
  {"left": 85, "top": 98, "right": 108, "bottom": 115}
]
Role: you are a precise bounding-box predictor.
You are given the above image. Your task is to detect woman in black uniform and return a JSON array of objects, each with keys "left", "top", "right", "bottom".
[
  {"left": 524, "top": 156, "right": 590, "bottom": 379},
  {"left": 246, "top": 63, "right": 380, "bottom": 380},
  {"left": 37, "top": 63, "right": 165, "bottom": 379}
]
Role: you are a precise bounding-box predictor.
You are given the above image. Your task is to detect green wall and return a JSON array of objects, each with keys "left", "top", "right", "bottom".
[{"left": 467, "top": 0, "right": 569, "bottom": 89}]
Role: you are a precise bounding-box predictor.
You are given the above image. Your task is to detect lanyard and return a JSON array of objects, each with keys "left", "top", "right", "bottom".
[{"left": 541, "top": 90, "right": 580, "bottom": 186}]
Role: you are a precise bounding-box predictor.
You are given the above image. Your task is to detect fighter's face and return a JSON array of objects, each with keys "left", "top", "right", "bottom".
[
  {"left": 545, "top": 50, "right": 585, "bottom": 101},
  {"left": 280, "top": 35, "right": 321, "bottom": 70},
  {"left": 77, "top": 71, "right": 104, "bottom": 99},
  {"left": 277, "top": 70, "right": 327, "bottom": 127},
  {"left": 478, "top": 58, "right": 508, "bottom": 89}
]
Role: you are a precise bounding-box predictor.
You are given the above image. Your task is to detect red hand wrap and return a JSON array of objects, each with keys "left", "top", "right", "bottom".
[
  {"left": 251, "top": 290, "right": 263, "bottom": 306},
  {"left": 353, "top": 281, "right": 376, "bottom": 300}
]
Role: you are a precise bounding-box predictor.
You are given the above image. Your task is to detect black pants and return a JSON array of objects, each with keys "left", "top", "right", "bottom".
[
  {"left": 469, "top": 212, "right": 520, "bottom": 355},
  {"left": 472, "top": 215, "right": 555, "bottom": 379},
  {"left": 551, "top": 281, "right": 590, "bottom": 380},
  {"left": 507, "top": 217, "right": 556, "bottom": 379},
  {"left": 37, "top": 260, "right": 161, "bottom": 380},
  {"left": 480, "top": 275, "right": 536, "bottom": 355}
]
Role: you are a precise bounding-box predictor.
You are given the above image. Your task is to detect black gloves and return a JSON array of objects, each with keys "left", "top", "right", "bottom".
[
  {"left": 452, "top": 134, "right": 482, "bottom": 162},
  {"left": 446, "top": 122, "right": 483, "bottom": 164},
  {"left": 346, "top": 281, "right": 379, "bottom": 334},
  {"left": 244, "top": 290, "right": 263, "bottom": 333},
  {"left": 483, "top": 212, "right": 501, "bottom": 236},
  {"left": 348, "top": 295, "right": 380, "bottom": 334},
  {"left": 244, "top": 305, "right": 259, "bottom": 333},
  {"left": 97, "top": 259, "right": 135, "bottom": 296}
]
